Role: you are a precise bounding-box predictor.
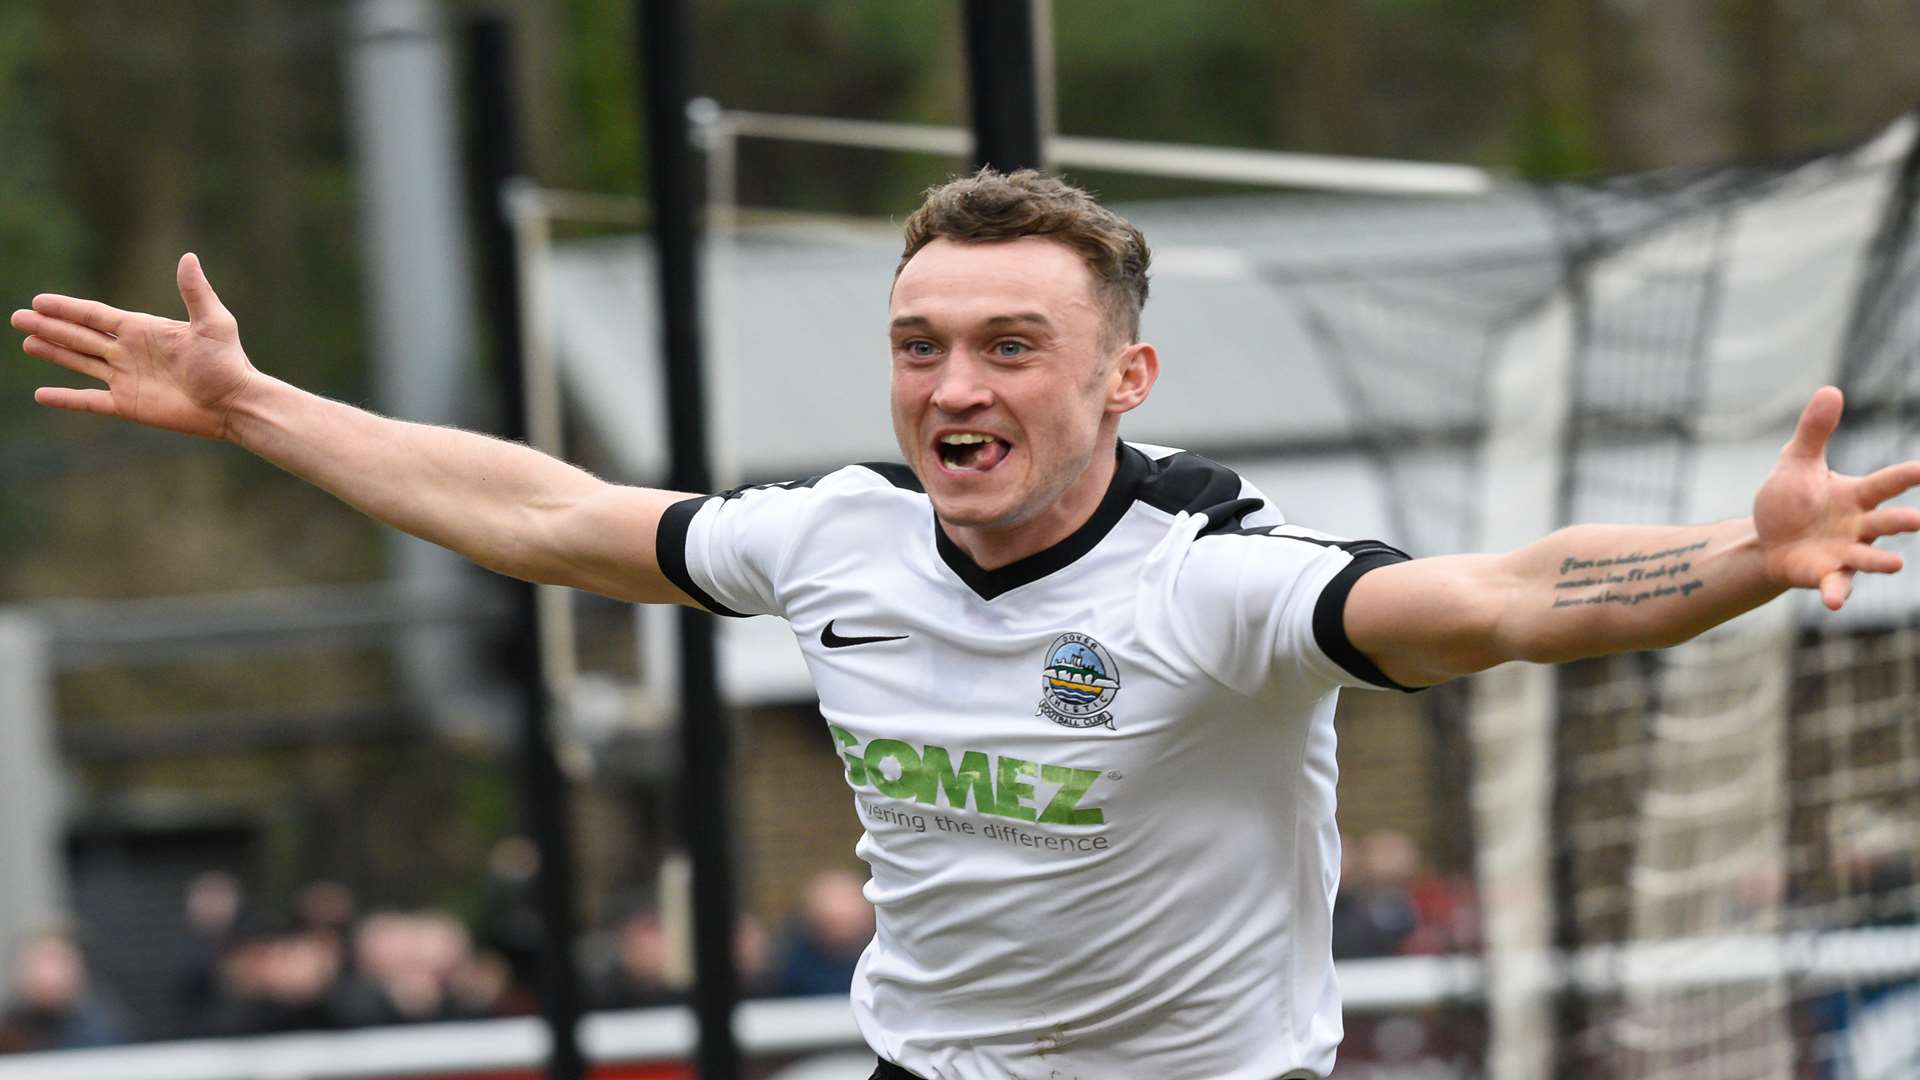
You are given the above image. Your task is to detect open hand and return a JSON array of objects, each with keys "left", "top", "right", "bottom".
[
  {"left": 1754, "top": 386, "right": 1920, "bottom": 610},
  {"left": 10, "top": 253, "right": 258, "bottom": 441}
]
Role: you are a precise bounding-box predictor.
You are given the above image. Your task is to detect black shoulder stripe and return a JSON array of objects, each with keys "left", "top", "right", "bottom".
[
  {"left": 716, "top": 474, "right": 824, "bottom": 501},
  {"left": 1134, "top": 449, "right": 1266, "bottom": 533},
  {"left": 1195, "top": 498, "right": 1269, "bottom": 537},
  {"left": 1311, "top": 549, "right": 1419, "bottom": 693},
  {"left": 1224, "top": 528, "right": 1410, "bottom": 560},
  {"left": 854, "top": 462, "right": 924, "bottom": 492},
  {"left": 655, "top": 496, "right": 749, "bottom": 618}
]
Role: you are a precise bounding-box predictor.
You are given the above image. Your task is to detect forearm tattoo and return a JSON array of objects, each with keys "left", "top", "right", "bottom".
[{"left": 1550, "top": 538, "right": 1710, "bottom": 610}]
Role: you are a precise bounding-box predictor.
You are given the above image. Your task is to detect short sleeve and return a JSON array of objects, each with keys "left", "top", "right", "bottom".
[
  {"left": 655, "top": 482, "right": 819, "bottom": 618},
  {"left": 1175, "top": 525, "right": 1417, "bottom": 696}
]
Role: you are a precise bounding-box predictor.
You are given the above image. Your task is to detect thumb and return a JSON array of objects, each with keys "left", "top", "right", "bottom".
[
  {"left": 1784, "top": 385, "right": 1843, "bottom": 464},
  {"left": 176, "top": 252, "right": 229, "bottom": 327}
]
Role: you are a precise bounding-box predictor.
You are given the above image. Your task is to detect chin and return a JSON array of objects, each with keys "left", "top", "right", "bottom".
[
  {"left": 927, "top": 485, "right": 1032, "bottom": 532},
  {"left": 929, "top": 494, "right": 1011, "bottom": 530}
]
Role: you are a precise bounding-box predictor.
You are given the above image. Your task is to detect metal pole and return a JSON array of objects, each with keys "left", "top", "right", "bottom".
[
  {"left": 963, "top": 0, "right": 1045, "bottom": 172},
  {"left": 462, "top": 17, "right": 586, "bottom": 1080},
  {"left": 1837, "top": 104, "right": 1920, "bottom": 388},
  {"left": 634, "top": 2, "right": 742, "bottom": 1078},
  {"left": 0, "top": 614, "right": 63, "bottom": 1006},
  {"left": 345, "top": 0, "right": 488, "bottom": 730}
]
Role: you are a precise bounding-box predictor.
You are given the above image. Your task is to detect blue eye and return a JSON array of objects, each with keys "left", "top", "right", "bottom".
[
  {"left": 994, "top": 341, "right": 1028, "bottom": 358},
  {"left": 904, "top": 340, "right": 936, "bottom": 358}
]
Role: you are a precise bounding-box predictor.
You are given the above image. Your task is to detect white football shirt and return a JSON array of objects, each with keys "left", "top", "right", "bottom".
[{"left": 657, "top": 443, "right": 1411, "bottom": 1080}]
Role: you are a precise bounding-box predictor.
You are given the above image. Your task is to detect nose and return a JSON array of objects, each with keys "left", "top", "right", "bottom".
[{"left": 929, "top": 349, "right": 994, "bottom": 414}]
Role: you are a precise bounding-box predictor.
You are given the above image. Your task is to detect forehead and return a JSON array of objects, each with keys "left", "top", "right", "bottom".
[{"left": 890, "top": 236, "right": 1100, "bottom": 327}]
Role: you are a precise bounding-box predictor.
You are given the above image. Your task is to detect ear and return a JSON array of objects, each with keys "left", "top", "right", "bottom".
[{"left": 1106, "top": 342, "right": 1159, "bottom": 415}]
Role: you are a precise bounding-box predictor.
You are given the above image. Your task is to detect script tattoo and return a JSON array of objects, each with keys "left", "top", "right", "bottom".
[{"left": 1550, "top": 538, "right": 1710, "bottom": 610}]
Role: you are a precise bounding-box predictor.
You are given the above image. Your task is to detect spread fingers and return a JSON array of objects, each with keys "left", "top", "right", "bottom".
[
  {"left": 28, "top": 294, "right": 126, "bottom": 336},
  {"left": 1856, "top": 461, "right": 1920, "bottom": 506},
  {"left": 1847, "top": 543, "right": 1903, "bottom": 575},
  {"left": 11, "top": 308, "right": 117, "bottom": 358},
  {"left": 21, "top": 335, "right": 111, "bottom": 381},
  {"left": 1860, "top": 505, "right": 1920, "bottom": 541},
  {"left": 1820, "top": 568, "right": 1854, "bottom": 610},
  {"left": 32, "top": 386, "right": 119, "bottom": 417}
]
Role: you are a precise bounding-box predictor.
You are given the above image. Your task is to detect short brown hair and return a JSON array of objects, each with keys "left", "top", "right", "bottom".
[{"left": 897, "top": 169, "right": 1151, "bottom": 346}]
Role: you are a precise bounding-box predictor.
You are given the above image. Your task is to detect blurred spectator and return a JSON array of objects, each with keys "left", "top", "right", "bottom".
[
  {"left": 264, "top": 926, "right": 345, "bottom": 1031},
  {"left": 173, "top": 871, "right": 244, "bottom": 1037},
  {"left": 774, "top": 871, "right": 874, "bottom": 997},
  {"left": 1332, "top": 830, "right": 1420, "bottom": 959},
  {"left": 334, "top": 911, "right": 473, "bottom": 1027},
  {"left": 1829, "top": 804, "right": 1917, "bottom": 927},
  {"left": 478, "top": 837, "right": 545, "bottom": 1001},
  {"left": 592, "top": 905, "right": 679, "bottom": 1010},
  {"left": 1402, "top": 869, "right": 1480, "bottom": 956},
  {"left": 0, "top": 929, "right": 128, "bottom": 1052},
  {"left": 1332, "top": 830, "right": 1479, "bottom": 959},
  {"left": 735, "top": 913, "right": 775, "bottom": 999},
  {"left": 150, "top": 868, "right": 547, "bottom": 1039},
  {"left": 448, "top": 948, "right": 528, "bottom": 1019},
  {"left": 208, "top": 914, "right": 345, "bottom": 1036},
  {"left": 1330, "top": 831, "right": 1371, "bottom": 959},
  {"left": 297, "top": 881, "right": 357, "bottom": 946},
  {"left": 1808, "top": 805, "right": 1920, "bottom": 1069}
]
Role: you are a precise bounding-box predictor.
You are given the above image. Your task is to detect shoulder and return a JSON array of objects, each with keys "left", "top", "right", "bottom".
[
  {"left": 662, "top": 461, "right": 926, "bottom": 559},
  {"left": 717, "top": 460, "right": 922, "bottom": 500},
  {"left": 1124, "top": 442, "right": 1286, "bottom": 535},
  {"left": 702, "top": 461, "right": 927, "bottom": 520},
  {"left": 816, "top": 461, "right": 926, "bottom": 498},
  {"left": 1187, "top": 521, "right": 1409, "bottom": 583},
  {"left": 657, "top": 462, "right": 930, "bottom": 618}
]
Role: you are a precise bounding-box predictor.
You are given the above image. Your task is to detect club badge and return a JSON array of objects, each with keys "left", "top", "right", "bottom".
[{"left": 1037, "top": 632, "right": 1121, "bottom": 730}]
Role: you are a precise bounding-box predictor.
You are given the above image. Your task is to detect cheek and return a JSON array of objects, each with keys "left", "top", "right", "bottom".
[
  {"left": 888, "top": 373, "right": 920, "bottom": 413},
  {"left": 889, "top": 378, "right": 929, "bottom": 446}
]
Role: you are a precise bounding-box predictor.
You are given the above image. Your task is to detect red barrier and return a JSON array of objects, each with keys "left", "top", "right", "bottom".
[{"left": 410, "top": 1066, "right": 693, "bottom": 1080}]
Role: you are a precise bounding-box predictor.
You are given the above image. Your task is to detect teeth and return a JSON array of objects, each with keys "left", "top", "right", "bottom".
[{"left": 940, "top": 433, "right": 994, "bottom": 445}]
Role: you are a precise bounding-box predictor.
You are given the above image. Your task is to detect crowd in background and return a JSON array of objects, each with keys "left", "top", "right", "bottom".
[
  {"left": 0, "top": 844, "right": 877, "bottom": 1055},
  {"left": 1330, "top": 829, "right": 1479, "bottom": 961},
  {"left": 2, "top": 830, "right": 1474, "bottom": 1055}
]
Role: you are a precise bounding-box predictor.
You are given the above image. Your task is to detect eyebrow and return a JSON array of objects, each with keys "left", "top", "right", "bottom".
[{"left": 888, "top": 312, "right": 1057, "bottom": 333}]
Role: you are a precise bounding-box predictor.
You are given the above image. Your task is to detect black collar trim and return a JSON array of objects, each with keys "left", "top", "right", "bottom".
[{"left": 934, "top": 444, "right": 1147, "bottom": 602}]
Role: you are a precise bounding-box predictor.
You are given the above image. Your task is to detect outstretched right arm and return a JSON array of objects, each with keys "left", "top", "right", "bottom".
[{"left": 11, "top": 254, "right": 698, "bottom": 605}]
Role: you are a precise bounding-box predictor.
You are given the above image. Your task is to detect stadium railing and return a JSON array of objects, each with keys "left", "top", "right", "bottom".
[{"left": 5, "top": 930, "right": 1915, "bottom": 1080}]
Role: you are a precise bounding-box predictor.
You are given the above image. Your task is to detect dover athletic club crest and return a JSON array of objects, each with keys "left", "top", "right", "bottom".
[{"left": 1037, "top": 632, "right": 1122, "bottom": 730}]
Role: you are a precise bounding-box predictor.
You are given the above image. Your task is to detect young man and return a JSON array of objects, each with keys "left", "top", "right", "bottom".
[{"left": 14, "top": 170, "right": 1920, "bottom": 1079}]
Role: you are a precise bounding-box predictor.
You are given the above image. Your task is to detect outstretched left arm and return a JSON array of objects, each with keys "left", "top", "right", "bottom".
[{"left": 1347, "top": 387, "right": 1920, "bottom": 688}]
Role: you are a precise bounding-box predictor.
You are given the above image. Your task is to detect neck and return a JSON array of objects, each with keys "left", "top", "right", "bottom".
[{"left": 939, "top": 440, "right": 1122, "bottom": 571}]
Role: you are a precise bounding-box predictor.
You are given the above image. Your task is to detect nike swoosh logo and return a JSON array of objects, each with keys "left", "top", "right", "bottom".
[{"left": 821, "top": 619, "right": 909, "bottom": 649}]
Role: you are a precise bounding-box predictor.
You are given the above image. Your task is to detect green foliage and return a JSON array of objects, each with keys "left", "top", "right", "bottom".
[
  {"left": 0, "top": 6, "right": 86, "bottom": 298},
  {"left": 1516, "top": 96, "right": 1600, "bottom": 179},
  {"left": 0, "top": 3, "right": 87, "bottom": 561},
  {"left": 1055, "top": 0, "right": 1293, "bottom": 148},
  {"left": 563, "top": 0, "right": 645, "bottom": 196}
]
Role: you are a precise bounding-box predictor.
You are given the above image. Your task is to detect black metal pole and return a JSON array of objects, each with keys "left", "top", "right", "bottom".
[
  {"left": 1836, "top": 102, "right": 1920, "bottom": 389},
  {"left": 462, "top": 17, "right": 586, "bottom": 1080},
  {"left": 633, "top": 3, "right": 742, "bottom": 1079},
  {"left": 963, "top": 0, "right": 1045, "bottom": 172}
]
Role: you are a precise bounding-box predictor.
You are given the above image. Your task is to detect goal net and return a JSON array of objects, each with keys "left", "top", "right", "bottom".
[{"left": 1262, "top": 117, "right": 1920, "bottom": 1078}]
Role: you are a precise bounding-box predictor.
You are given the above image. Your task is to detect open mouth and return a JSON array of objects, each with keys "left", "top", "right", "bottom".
[{"left": 935, "top": 432, "right": 1012, "bottom": 473}]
